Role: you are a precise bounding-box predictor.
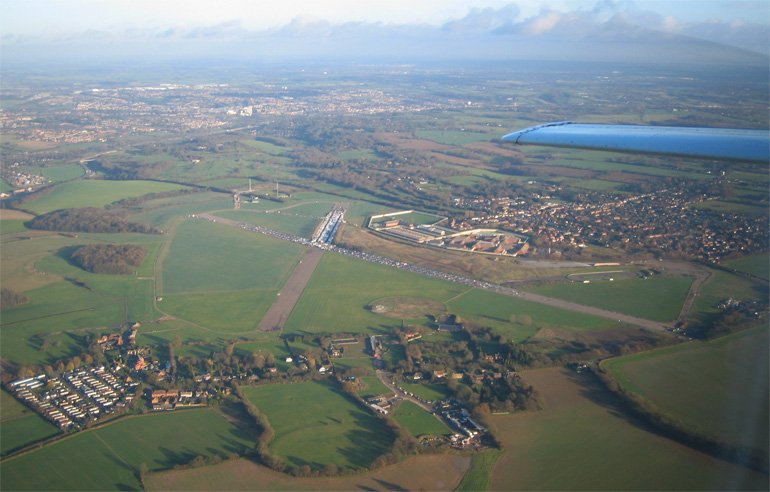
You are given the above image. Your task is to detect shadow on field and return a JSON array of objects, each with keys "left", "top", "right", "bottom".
[
  {"left": 372, "top": 478, "right": 408, "bottom": 491},
  {"left": 214, "top": 433, "right": 250, "bottom": 455},
  {"left": 102, "top": 449, "right": 136, "bottom": 474},
  {"left": 157, "top": 446, "right": 197, "bottom": 468},
  {"left": 568, "top": 370, "right": 658, "bottom": 436},
  {"left": 55, "top": 245, "right": 83, "bottom": 268}
]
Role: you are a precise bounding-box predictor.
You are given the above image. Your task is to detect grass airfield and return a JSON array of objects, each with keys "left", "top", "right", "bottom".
[{"left": 1, "top": 177, "right": 767, "bottom": 491}]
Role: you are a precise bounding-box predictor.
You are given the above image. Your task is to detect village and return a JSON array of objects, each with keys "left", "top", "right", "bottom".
[
  {"left": 7, "top": 365, "right": 139, "bottom": 431},
  {"left": 0, "top": 162, "right": 49, "bottom": 198},
  {"left": 451, "top": 180, "right": 767, "bottom": 263},
  {"left": 368, "top": 210, "right": 530, "bottom": 257},
  {"left": 5, "top": 318, "right": 493, "bottom": 453}
]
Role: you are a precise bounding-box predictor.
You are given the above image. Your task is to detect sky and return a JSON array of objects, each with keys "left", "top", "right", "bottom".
[
  {"left": 2, "top": 0, "right": 767, "bottom": 35},
  {"left": 1, "top": 1, "right": 768, "bottom": 64}
]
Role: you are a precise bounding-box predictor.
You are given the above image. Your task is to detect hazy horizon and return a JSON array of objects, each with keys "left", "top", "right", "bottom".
[{"left": 1, "top": 1, "right": 768, "bottom": 67}]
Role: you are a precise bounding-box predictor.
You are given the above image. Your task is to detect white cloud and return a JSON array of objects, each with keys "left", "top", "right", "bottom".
[{"left": 526, "top": 11, "right": 563, "bottom": 34}]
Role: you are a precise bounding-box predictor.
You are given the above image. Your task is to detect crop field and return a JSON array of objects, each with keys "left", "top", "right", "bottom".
[
  {"left": 145, "top": 454, "right": 471, "bottom": 491},
  {"left": 724, "top": 253, "right": 769, "bottom": 280},
  {"left": 487, "top": 368, "right": 769, "bottom": 491},
  {"left": 21, "top": 180, "right": 188, "bottom": 214},
  {"left": 392, "top": 401, "right": 451, "bottom": 437},
  {"left": 601, "top": 325, "right": 769, "bottom": 453},
  {"left": 1, "top": 390, "right": 60, "bottom": 456},
  {"left": 0, "top": 408, "right": 255, "bottom": 491},
  {"left": 525, "top": 275, "right": 693, "bottom": 322},
  {"left": 241, "top": 380, "right": 394, "bottom": 469}
]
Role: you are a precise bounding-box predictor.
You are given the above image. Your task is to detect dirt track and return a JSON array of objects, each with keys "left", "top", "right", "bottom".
[{"left": 257, "top": 248, "right": 324, "bottom": 332}]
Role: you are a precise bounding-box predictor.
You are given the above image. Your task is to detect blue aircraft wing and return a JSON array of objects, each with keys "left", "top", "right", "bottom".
[{"left": 502, "top": 122, "right": 769, "bottom": 163}]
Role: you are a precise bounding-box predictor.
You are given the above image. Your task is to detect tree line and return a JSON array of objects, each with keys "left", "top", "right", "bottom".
[
  {"left": 0, "top": 288, "right": 29, "bottom": 309},
  {"left": 26, "top": 207, "right": 160, "bottom": 234},
  {"left": 591, "top": 365, "right": 768, "bottom": 475},
  {"left": 70, "top": 244, "right": 148, "bottom": 275}
]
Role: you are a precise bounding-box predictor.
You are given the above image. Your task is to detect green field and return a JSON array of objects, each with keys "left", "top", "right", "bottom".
[
  {"left": 724, "top": 254, "right": 769, "bottom": 280},
  {"left": 416, "top": 130, "right": 492, "bottom": 145},
  {"left": 392, "top": 401, "right": 451, "bottom": 437},
  {"left": 240, "top": 139, "right": 290, "bottom": 155},
  {"left": 446, "top": 288, "right": 619, "bottom": 341},
  {"left": 456, "top": 450, "right": 503, "bottom": 492},
  {"left": 400, "top": 382, "right": 451, "bottom": 401},
  {"left": 284, "top": 253, "right": 465, "bottom": 335},
  {"left": 373, "top": 210, "right": 445, "bottom": 226},
  {"left": 355, "top": 376, "right": 391, "bottom": 398},
  {"left": 525, "top": 275, "right": 693, "bottom": 322},
  {"left": 234, "top": 337, "right": 292, "bottom": 366},
  {"left": 338, "top": 149, "right": 380, "bottom": 161},
  {"left": 285, "top": 252, "right": 621, "bottom": 339},
  {"left": 22, "top": 180, "right": 188, "bottom": 214},
  {"left": 0, "top": 220, "right": 27, "bottom": 234},
  {"left": 20, "top": 164, "right": 84, "bottom": 183},
  {"left": 0, "top": 408, "right": 256, "bottom": 491},
  {"left": 215, "top": 209, "right": 322, "bottom": 238},
  {"left": 162, "top": 220, "right": 304, "bottom": 294},
  {"left": 692, "top": 199, "right": 768, "bottom": 216},
  {"left": 241, "top": 380, "right": 394, "bottom": 469},
  {"left": 601, "top": 325, "right": 769, "bottom": 453},
  {"left": 159, "top": 220, "right": 306, "bottom": 331},
  {"left": 0, "top": 232, "right": 162, "bottom": 365},
  {"left": 145, "top": 453, "right": 471, "bottom": 491},
  {"left": 488, "top": 368, "right": 768, "bottom": 491},
  {"left": 690, "top": 269, "right": 768, "bottom": 325},
  {"left": 1, "top": 390, "right": 60, "bottom": 456}
]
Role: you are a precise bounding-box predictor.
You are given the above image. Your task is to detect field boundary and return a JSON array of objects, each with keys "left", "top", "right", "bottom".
[{"left": 591, "top": 365, "right": 769, "bottom": 474}]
